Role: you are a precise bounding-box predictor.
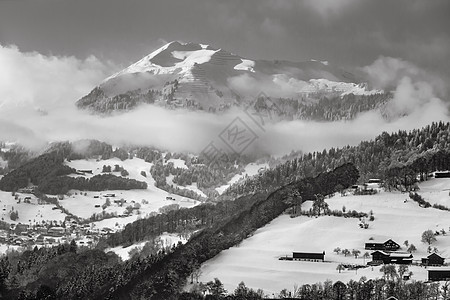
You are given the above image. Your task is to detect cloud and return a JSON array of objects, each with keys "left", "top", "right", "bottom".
[
  {"left": 362, "top": 56, "right": 447, "bottom": 97},
  {"left": 0, "top": 46, "right": 448, "bottom": 158},
  {"left": 0, "top": 44, "right": 116, "bottom": 111},
  {"left": 302, "top": 0, "right": 362, "bottom": 18},
  {"left": 228, "top": 73, "right": 308, "bottom": 99}
]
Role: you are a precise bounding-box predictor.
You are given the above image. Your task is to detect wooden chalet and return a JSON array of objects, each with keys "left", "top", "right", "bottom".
[
  {"left": 435, "top": 171, "right": 450, "bottom": 178},
  {"left": 428, "top": 268, "right": 450, "bottom": 281},
  {"left": 371, "top": 251, "right": 413, "bottom": 265},
  {"left": 293, "top": 251, "right": 325, "bottom": 262},
  {"left": 365, "top": 239, "right": 400, "bottom": 251},
  {"left": 367, "top": 178, "right": 382, "bottom": 184},
  {"left": 422, "top": 253, "right": 445, "bottom": 266},
  {"left": 47, "top": 227, "right": 66, "bottom": 237},
  {"left": 77, "top": 169, "right": 93, "bottom": 174}
]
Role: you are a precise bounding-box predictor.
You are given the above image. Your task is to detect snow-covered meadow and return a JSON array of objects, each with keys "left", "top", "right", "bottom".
[{"left": 196, "top": 177, "right": 450, "bottom": 295}]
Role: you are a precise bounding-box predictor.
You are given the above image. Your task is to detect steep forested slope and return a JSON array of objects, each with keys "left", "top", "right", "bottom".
[{"left": 224, "top": 121, "right": 450, "bottom": 197}]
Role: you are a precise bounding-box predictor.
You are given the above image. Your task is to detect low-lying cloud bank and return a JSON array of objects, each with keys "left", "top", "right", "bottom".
[{"left": 0, "top": 44, "right": 448, "bottom": 156}]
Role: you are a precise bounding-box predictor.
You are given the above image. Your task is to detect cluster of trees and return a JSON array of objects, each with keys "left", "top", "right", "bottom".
[
  {"left": 0, "top": 144, "right": 31, "bottom": 175},
  {"left": 409, "top": 192, "right": 450, "bottom": 211},
  {"left": 77, "top": 86, "right": 162, "bottom": 113},
  {"left": 166, "top": 268, "right": 450, "bottom": 300},
  {"left": 0, "top": 240, "right": 80, "bottom": 298},
  {"left": 149, "top": 151, "right": 252, "bottom": 199},
  {"left": 0, "top": 151, "right": 72, "bottom": 191},
  {"left": 272, "top": 92, "right": 391, "bottom": 122},
  {"left": 9, "top": 209, "right": 19, "bottom": 221},
  {"left": 38, "top": 174, "right": 147, "bottom": 194},
  {"left": 102, "top": 164, "right": 129, "bottom": 176},
  {"left": 0, "top": 144, "right": 148, "bottom": 195},
  {"left": 224, "top": 122, "right": 450, "bottom": 197}
]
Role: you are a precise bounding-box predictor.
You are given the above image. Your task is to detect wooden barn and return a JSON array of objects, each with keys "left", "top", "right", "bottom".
[
  {"left": 422, "top": 253, "right": 445, "bottom": 266},
  {"left": 293, "top": 251, "right": 325, "bottom": 262},
  {"left": 435, "top": 171, "right": 450, "bottom": 178},
  {"left": 428, "top": 268, "right": 450, "bottom": 281},
  {"left": 365, "top": 239, "right": 400, "bottom": 251},
  {"left": 371, "top": 251, "right": 413, "bottom": 265}
]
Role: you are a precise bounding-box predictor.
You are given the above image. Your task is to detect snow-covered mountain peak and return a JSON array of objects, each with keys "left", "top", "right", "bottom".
[
  {"left": 105, "top": 41, "right": 227, "bottom": 81},
  {"left": 79, "top": 41, "right": 385, "bottom": 114}
]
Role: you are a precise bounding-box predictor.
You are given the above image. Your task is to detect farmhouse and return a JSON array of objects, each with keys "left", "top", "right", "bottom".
[
  {"left": 428, "top": 268, "right": 450, "bottom": 281},
  {"left": 371, "top": 251, "right": 413, "bottom": 265},
  {"left": 435, "top": 171, "right": 450, "bottom": 178},
  {"left": 422, "top": 253, "right": 445, "bottom": 266},
  {"left": 77, "top": 169, "right": 93, "bottom": 174},
  {"left": 48, "top": 227, "right": 66, "bottom": 237},
  {"left": 292, "top": 251, "right": 325, "bottom": 262},
  {"left": 365, "top": 239, "right": 400, "bottom": 251},
  {"left": 17, "top": 186, "right": 37, "bottom": 193},
  {"left": 367, "top": 178, "right": 382, "bottom": 184}
]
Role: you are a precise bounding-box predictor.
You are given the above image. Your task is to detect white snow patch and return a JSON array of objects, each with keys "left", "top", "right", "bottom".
[
  {"left": 234, "top": 59, "right": 255, "bottom": 72},
  {"left": 166, "top": 158, "right": 188, "bottom": 169},
  {"left": 172, "top": 49, "right": 216, "bottom": 65},
  {"left": 106, "top": 232, "right": 187, "bottom": 261},
  {"left": 216, "top": 163, "right": 268, "bottom": 195}
]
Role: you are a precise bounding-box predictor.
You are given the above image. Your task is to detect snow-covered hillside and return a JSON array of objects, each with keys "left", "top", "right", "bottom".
[
  {"left": 195, "top": 177, "right": 450, "bottom": 294},
  {"left": 215, "top": 162, "right": 268, "bottom": 195},
  {"left": 59, "top": 157, "right": 200, "bottom": 222}
]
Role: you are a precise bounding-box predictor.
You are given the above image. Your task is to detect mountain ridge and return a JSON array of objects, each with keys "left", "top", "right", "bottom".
[{"left": 76, "top": 41, "right": 383, "bottom": 114}]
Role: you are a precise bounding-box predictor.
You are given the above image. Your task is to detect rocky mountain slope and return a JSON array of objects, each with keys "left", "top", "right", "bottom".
[{"left": 76, "top": 41, "right": 384, "bottom": 115}]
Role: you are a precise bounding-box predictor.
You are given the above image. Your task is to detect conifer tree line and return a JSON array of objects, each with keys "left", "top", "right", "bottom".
[{"left": 224, "top": 121, "right": 450, "bottom": 197}]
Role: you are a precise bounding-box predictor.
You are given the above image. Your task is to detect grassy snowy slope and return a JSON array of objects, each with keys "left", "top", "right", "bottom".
[
  {"left": 59, "top": 157, "right": 200, "bottom": 220},
  {"left": 196, "top": 177, "right": 450, "bottom": 294}
]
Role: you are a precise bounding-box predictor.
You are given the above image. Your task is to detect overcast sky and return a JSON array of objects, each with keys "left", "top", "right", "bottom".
[
  {"left": 0, "top": 0, "right": 449, "bottom": 153},
  {"left": 1, "top": 0, "right": 449, "bottom": 78}
]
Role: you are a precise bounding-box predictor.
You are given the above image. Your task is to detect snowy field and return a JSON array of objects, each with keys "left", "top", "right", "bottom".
[
  {"left": 61, "top": 158, "right": 200, "bottom": 221},
  {"left": 0, "top": 191, "right": 68, "bottom": 225},
  {"left": 106, "top": 232, "right": 187, "bottom": 261},
  {"left": 196, "top": 177, "right": 450, "bottom": 295}
]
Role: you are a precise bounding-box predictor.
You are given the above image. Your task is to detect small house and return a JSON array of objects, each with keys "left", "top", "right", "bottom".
[
  {"left": 14, "top": 223, "right": 29, "bottom": 235},
  {"left": 48, "top": 227, "right": 65, "bottom": 237},
  {"left": 422, "top": 253, "right": 445, "bottom": 266},
  {"left": 435, "top": 172, "right": 450, "bottom": 178},
  {"left": 428, "top": 268, "right": 450, "bottom": 281},
  {"left": 36, "top": 235, "right": 45, "bottom": 245},
  {"left": 77, "top": 169, "right": 93, "bottom": 174},
  {"left": 365, "top": 239, "right": 400, "bottom": 251},
  {"left": 371, "top": 251, "right": 412, "bottom": 265},
  {"left": 293, "top": 251, "right": 325, "bottom": 262},
  {"left": 367, "top": 179, "right": 382, "bottom": 184}
]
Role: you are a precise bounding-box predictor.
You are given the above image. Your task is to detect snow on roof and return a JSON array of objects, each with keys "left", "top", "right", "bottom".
[
  {"left": 365, "top": 238, "right": 395, "bottom": 243},
  {"left": 389, "top": 252, "right": 412, "bottom": 258},
  {"left": 428, "top": 267, "right": 450, "bottom": 271}
]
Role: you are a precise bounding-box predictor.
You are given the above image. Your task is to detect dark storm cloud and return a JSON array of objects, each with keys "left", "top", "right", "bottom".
[{"left": 0, "top": 0, "right": 448, "bottom": 78}]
